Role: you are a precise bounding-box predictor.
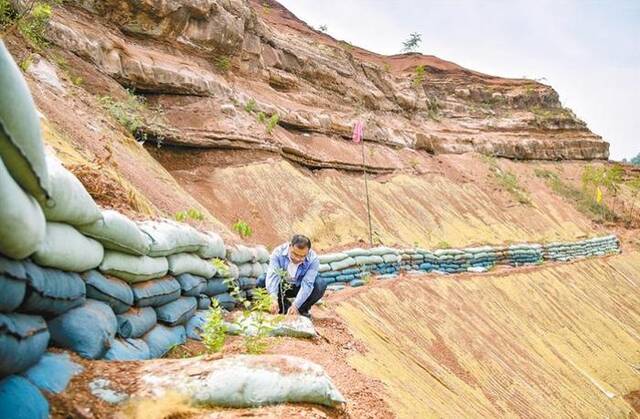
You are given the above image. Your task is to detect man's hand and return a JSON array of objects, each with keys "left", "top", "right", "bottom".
[
  {"left": 269, "top": 299, "right": 279, "bottom": 314},
  {"left": 286, "top": 304, "right": 299, "bottom": 316}
]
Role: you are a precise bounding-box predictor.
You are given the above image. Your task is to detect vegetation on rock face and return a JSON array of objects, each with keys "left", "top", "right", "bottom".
[
  {"left": 98, "top": 91, "right": 147, "bottom": 137},
  {"left": 215, "top": 55, "right": 230, "bottom": 72},
  {"left": 174, "top": 208, "right": 204, "bottom": 222},
  {"left": 402, "top": 32, "right": 422, "bottom": 53},
  {"left": 233, "top": 219, "right": 252, "bottom": 238},
  {"left": 482, "top": 155, "right": 531, "bottom": 205},
  {"left": 1, "top": 0, "right": 62, "bottom": 49},
  {"left": 413, "top": 64, "right": 426, "bottom": 87}
]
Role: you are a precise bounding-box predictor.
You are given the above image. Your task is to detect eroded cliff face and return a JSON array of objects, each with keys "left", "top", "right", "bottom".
[
  {"left": 4, "top": 0, "right": 616, "bottom": 249},
  {"left": 44, "top": 0, "right": 607, "bottom": 165}
]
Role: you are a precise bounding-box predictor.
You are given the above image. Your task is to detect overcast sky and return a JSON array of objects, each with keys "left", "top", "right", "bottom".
[{"left": 278, "top": 0, "right": 639, "bottom": 160}]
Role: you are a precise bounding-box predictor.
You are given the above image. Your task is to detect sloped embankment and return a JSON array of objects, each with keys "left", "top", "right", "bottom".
[{"left": 334, "top": 252, "right": 640, "bottom": 418}]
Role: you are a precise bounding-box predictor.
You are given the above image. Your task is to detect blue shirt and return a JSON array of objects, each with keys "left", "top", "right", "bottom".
[{"left": 265, "top": 242, "right": 320, "bottom": 309}]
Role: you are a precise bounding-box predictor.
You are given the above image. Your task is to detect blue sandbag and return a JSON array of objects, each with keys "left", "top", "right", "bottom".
[
  {"left": 143, "top": 324, "right": 186, "bottom": 359},
  {"left": 0, "top": 313, "right": 49, "bottom": 377},
  {"left": 197, "top": 294, "right": 211, "bottom": 310},
  {"left": 48, "top": 299, "right": 117, "bottom": 360},
  {"left": 0, "top": 256, "right": 27, "bottom": 312},
  {"left": 0, "top": 376, "right": 49, "bottom": 419},
  {"left": 176, "top": 273, "right": 206, "bottom": 297},
  {"left": 349, "top": 279, "right": 365, "bottom": 287},
  {"left": 238, "top": 277, "right": 257, "bottom": 290},
  {"left": 116, "top": 307, "right": 157, "bottom": 339},
  {"left": 104, "top": 338, "right": 150, "bottom": 361},
  {"left": 21, "top": 352, "right": 83, "bottom": 394},
  {"left": 131, "top": 277, "right": 181, "bottom": 307},
  {"left": 204, "top": 278, "right": 229, "bottom": 296},
  {"left": 212, "top": 293, "right": 236, "bottom": 311},
  {"left": 83, "top": 271, "right": 133, "bottom": 314},
  {"left": 20, "top": 261, "right": 86, "bottom": 317},
  {"left": 155, "top": 297, "right": 197, "bottom": 326},
  {"left": 336, "top": 274, "right": 355, "bottom": 282},
  {"left": 185, "top": 310, "right": 208, "bottom": 340}
]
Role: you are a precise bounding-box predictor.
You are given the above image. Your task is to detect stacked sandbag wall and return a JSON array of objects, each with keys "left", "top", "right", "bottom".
[
  {"left": 318, "top": 247, "right": 402, "bottom": 291},
  {"left": 228, "top": 244, "right": 270, "bottom": 301}
]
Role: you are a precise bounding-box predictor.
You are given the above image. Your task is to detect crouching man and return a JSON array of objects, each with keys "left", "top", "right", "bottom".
[{"left": 257, "top": 234, "right": 326, "bottom": 318}]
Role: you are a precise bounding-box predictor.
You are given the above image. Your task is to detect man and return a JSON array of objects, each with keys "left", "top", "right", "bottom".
[{"left": 258, "top": 234, "right": 326, "bottom": 318}]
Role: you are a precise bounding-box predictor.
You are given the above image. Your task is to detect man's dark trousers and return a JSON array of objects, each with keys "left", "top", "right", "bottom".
[{"left": 256, "top": 277, "right": 327, "bottom": 315}]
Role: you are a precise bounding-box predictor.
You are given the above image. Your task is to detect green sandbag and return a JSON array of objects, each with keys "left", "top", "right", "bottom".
[
  {"left": 253, "top": 246, "right": 270, "bottom": 263},
  {"left": 167, "top": 253, "right": 216, "bottom": 279},
  {"left": 139, "top": 220, "right": 205, "bottom": 257},
  {"left": 42, "top": 157, "right": 101, "bottom": 226},
  {"left": 227, "top": 245, "right": 254, "bottom": 264},
  {"left": 318, "top": 253, "right": 349, "bottom": 264},
  {"left": 0, "top": 157, "right": 45, "bottom": 259},
  {"left": 33, "top": 222, "right": 104, "bottom": 272},
  {"left": 354, "top": 255, "right": 383, "bottom": 266},
  {"left": 78, "top": 210, "right": 151, "bottom": 256},
  {"left": 100, "top": 251, "right": 168, "bottom": 283},
  {"left": 0, "top": 41, "right": 50, "bottom": 204},
  {"left": 345, "top": 248, "right": 371, "bottom": 257}
]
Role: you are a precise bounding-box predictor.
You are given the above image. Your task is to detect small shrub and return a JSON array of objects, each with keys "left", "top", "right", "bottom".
[
  {"left": 318, "top": 24, "right": 328, "bottom": 32},
  {"left": 98, "top": 91, "right": 146, "bottom": 136},
  {"left": 174, "top": 208, "right": 204, "bottom": 222},
  {"left": 211, "top": 258, "right": 229, "bottom": 277},
  {"left": 426, "top": 97, "right": 440, "bottom": 120},
  {"left": 202, "top": 299, "right": 227, "bottom": 353},
  {"left": 413, "top": 64, "right": 425, "bottom": 87},
  {"left": 256, "top": 111, "right": 267, "bottom": 124},
  {"left": 266, "top": 113, "right": 279, "bottom": 134},
  {"left": 436, "top": 241, "right": 451, "bottom": 249},
  {"left": 18, "top": 55, "right": 33, "bottom": 72},
  {"left": 18, "top": 2, "right": 55, "bottom": 49},
  {"left": 215, "top": 56, "right": 230, "bottom": 72},
  {"left": 244, "top": 98, "right": 257, "bottom": 113},
  {"left": 233, "top": 219, "right": 252, "bottom": 238},
  {"left": 402, "top": 32, "right": 422, "bottom": 53}
]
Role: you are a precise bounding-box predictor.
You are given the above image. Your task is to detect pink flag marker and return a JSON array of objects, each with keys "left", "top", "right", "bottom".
[{"left": 352, "top": 121, "right": 364, "bottom": 143}]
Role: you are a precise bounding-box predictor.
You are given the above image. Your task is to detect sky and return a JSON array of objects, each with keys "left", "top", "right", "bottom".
[{"left": 278, "top": 0, "right": 639, "bottom": 160}]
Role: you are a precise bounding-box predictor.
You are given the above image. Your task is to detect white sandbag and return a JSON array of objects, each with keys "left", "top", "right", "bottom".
[
  {"left": 226, "top": 313, "right": 316, "bottom": 339},
  {"left": 318, "top": 253, "right": 349, "bottom": 264},
  {"left": 33, "top": 222, "right": 104, "bottom": 272},
  {"left": 42, "top": 156, "right": 101, "bottom": 226},
  {"left": 329, "top": 257, "right": 357, "bottom": 271},
  {"left": 139, "top": 220, "right": 205, "bottom": 257},
  {"left": 250, "top": 262, "right": 264, "bottom": 278},
  {"left": 227, "top": 245, "right": 255, "bottom": 265},
  {"left": 237, "top": 263, "right": 253, "bottom": 278},
  {"left": 78, "top": 210, "right": 151, "bottom": 256},
  {"left": 254, "top": 246, "right": 270, "bottom": 263},
  {"left": 197, "top": 231, "right": 225, "bottom": 259},
  {"left": 138, "top": 355, "right": 346, "bottom": 407},
  {"left": 0, "top": 157, "right": 45, "bottom": 259},
  {"left": 167, "top": 254, "right": 216, "bottom": 279},
  {"left": 99, "top": 251, "right": 168, "bottom": 283}
]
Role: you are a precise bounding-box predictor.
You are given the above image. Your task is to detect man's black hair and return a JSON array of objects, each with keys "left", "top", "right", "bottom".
[{"left": 290, "top": 234, "right": 312, "bottom": 249}]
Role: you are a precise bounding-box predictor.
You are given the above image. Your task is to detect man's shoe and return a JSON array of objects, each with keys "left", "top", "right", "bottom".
[{"left": 300, "top": 311, "right": 312, "bottom": 320}]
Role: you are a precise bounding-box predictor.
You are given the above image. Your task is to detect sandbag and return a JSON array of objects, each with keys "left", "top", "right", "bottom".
[
  {"left": 137, "top": 355, "right": 346, "bottom": 407},
  {"left": 42, "top": 156, "right": 101, "bottom": 225},
  {"left": 250, "top": 262, "right": 264, "bottom": 278},
  {"left": 197, "top": 231, "right": 225, "bottom": 259},
  {"left": 176, "top": 273, "right": 207, "bottom": 297},
  {"left": 0, "top": 157, "right": 45, "bottom": 259},
  {"left": 0, "top": 313, "right": 49, "bottom": 377},
  {"left": 116, "top": 307, "right": 157, "bottom": 339},
  {"left": 0, "top": 376, "right": 49, "bottom": 419},
  {"left": 104, "top": 338, "right": 150, "bottom": 361},
  {"left": 33, "top": 222, "right": 104, "bottom": 272},
  {"left": 318, "top": 252, "right": 349, "bottom": 264},
  {"left": 21, "top": 261, "right": 86, "bottom": 317},
  {"left": 238, "top": 277, "right": 257, "bottom": 290},
  {"left": 254, "top": 245, "right": 270, "bottom": 263},
  {"left": 227, "top": 263, "right": 240, "bottom": 280},
  {"left": 167, "top": 253, "right": 216, "bottom": 278},
  {"left": 143, "top": 324, "right": 186, "bottom": 358},
  {"left": 212, "top": 293, "right": 236, "bottom": 311},
  {"left": 21, "top": 352, "right": 83, "bottom": 394},
  {"left": 345, "top": 248, "right": 371, "bottom": 257},
  {"left": 83, "top": 271, "right": 134, "bottom": 314},
  {"left": 227, "top": 245, "right": 254, "bottom": 264},
  {"left": 318, "top": 263, "right": 331, "bottom": 273},
  {"left": 197, "top": 295, "right": 211, "bottom": 310},
  {"left": 329, "top": 257, "right": 357, "bottom": 271},
  {"left": 155, "top": 297, "right": 197, "bottom": 326},
  {"left": 0, "top": 256, "right": 28, "bottom": 312},
  {"left": 48, "top": 299, "right": 117, "bottom": 360},
  {"left": 237, "top": 262, "right": 253, "bottom": 278},
  {"left": 205, "top": 278, "right": 230, "bottom": 296},
  {"left": 185, "top": 310, "right": 208, "bottom": 340},
  {"left": 355, "top": 255, "right": 384, "bottom": 266},
  {"left": 139, "top": 220, "right": 205, "bottom": 257},
  {"left": 369, "top": 247, "right": 396, "bottom": 256},
  {"left": 132, "top": 277, "right": 181, "bottom": 307},
  {"left": 0, "top": 41, "right": 50, "bottom": 204},
  {"left": 226, "top": 313, "right": 316, "bottom": 339},
  {"left": 99, "top": 251, "right": 168, "bottom": 283},
  {"left": 78, "top": 209, "right": 151, "bottom": 256}
]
